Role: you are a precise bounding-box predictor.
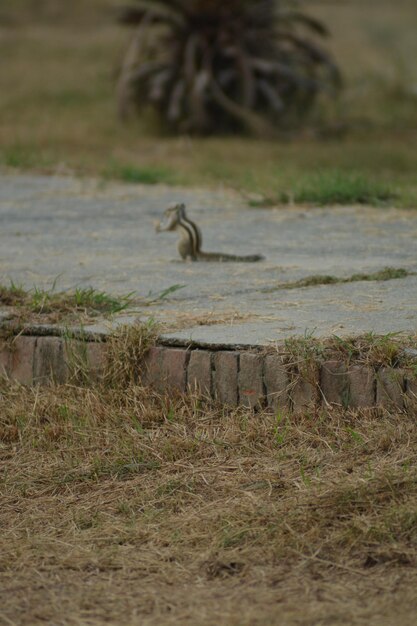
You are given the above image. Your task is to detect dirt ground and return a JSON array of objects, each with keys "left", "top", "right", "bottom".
[{"left": 1, "top": 382, "right": 416, "bottom": 626}]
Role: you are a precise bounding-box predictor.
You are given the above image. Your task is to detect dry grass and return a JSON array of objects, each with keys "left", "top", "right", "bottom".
[
  {"left": 282, "top": 332, "right": 417, "bottom": 372},
  {"left": 159, "top": 309, "right": 262, "bottom": 332},
  {"left": 104, "top": 321, "right": 159, "bottom": 387},
  {"left": 0, "top": 380, "right": 416, "bottom": 625},
  {"left": 1, "top": 5, "right": 416, "bottom": 620},
  {"left": 0, "top": 282, "right": 187, "bottom": 332}
]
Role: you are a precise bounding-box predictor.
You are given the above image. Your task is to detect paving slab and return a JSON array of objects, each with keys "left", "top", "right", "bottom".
[{"left": 1, "top": 172, "right": 417, "bottom": 347}]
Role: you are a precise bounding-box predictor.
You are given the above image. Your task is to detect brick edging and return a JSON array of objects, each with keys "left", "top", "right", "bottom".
[
  {"left": 0, "top": 336, "right": 105, "bottom": 386},
  {"left": 1, "top": 336, "right": 416, "bottom": 412},
  {"left": 144, "top": 346, "right": 416, "bottom": 412}
]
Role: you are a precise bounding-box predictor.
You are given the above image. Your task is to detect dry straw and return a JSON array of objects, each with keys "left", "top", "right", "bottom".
[{"left": 0, "top": 376, "right": 416, "bottom": 625}]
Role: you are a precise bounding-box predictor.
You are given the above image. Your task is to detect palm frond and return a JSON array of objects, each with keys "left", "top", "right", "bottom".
[
  {"left": 117, "top": 1, "right": 185, "bottom": 27},
  {"left": 280, "top": 11, "right": 330, "bottom": 37},
  {"left": 116, "top": 0, "right": 341, "bottom": 134}
]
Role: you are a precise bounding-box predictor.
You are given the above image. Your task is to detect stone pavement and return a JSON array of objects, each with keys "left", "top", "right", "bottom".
[{"left": 1, "top": 172, "right": 416, "bottom": 348}]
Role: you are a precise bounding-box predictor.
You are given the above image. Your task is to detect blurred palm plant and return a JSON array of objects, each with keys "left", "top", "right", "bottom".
[{"left": 116, "top": 0, "right": 341, "bottom": 135}]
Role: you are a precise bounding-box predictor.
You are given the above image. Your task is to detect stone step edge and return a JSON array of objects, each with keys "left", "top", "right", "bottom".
[{"left": 1, "top": 334, "right": 416, "bottom": 413}]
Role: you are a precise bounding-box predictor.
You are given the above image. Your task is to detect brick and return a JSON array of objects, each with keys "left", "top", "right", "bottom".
[
  {"left": 63, "top": 339, "right": 106, "bottom": 383},
  {"left": 162, "top": 348, "right": 188, "bottom": 391},
  {"left": 9, "top": 336, "right": 36, "bottom": 385},
  {"left": 405, "top": 374, "right": 417, "bottom": 410},
  {"left": 0, "top": 347, "right": 10, "bottom": 378},
  {"left": 143, "top": 347, "right": 187, "bottom": 392},
  {"left": 320, "top": 361, "right": 349, "bottom": 407},
  {"left": 376, "top": 368, "right": 405, "bottom": 411},
  {"left": 347, "top": 365, "right": 375, "bottom": 409},
  {"left": 238, "top": 353, "right": 265, "bottom": 410},
  {"left": 86, "top": 342, "right": 107, "bottom": 381},
  {"left": 142, "top": 346, "right": 165, "bottom": 388},
  {"left": 188, "top": 350, "right": 212, "bottom": 396},
  {"left": 62, "top": 339, "right": 87, "bottom": 382},
  {"left": 264, "top": 354, "right": 289, "bottom": 413},
  {"left": 292, "top": 367, "right": 319, "bottom": 414},
  {"left": 213, "top": 351, "right": 239, "bottom": 406},
  {"left": 34, "top": 336, "right": 68, "bottom": 384}
]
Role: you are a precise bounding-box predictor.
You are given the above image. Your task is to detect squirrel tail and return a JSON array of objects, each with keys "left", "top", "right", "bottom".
[{"left": 198, "top": 251, "right": 264, "bottom": 262}]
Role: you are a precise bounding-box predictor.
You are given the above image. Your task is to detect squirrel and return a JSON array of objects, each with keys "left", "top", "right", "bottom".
[{"left": 155, "top": 203, "right": 264, "bottom": 262}]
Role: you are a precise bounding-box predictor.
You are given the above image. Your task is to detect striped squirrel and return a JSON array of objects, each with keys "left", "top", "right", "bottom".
[{"left": 155, "top": 203, "right": 264, "bottom": 262}]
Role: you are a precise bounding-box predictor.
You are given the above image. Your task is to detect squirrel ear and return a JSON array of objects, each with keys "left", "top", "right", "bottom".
[{"left": 166, "top": 202, "right": 185, "bottom": 211}]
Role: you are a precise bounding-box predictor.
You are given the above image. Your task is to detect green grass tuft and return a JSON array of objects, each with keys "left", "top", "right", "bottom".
[
  {"left": 291, "top": 171, "right": 396, "bottom": 206},
  {"left": 2, "top": 145, "right": 52, "bottom": 169},
  {"left": 104, "top": 163, "right": 174, "bottom": 185},
  {"left": 266, "top": 267, "right": 413, "bottom": 292},
  {"left": 0, "top": 280, "right": 136, "bottom": 320},
  {"left": 350, "top": 267, "right": 410, "bottom": 282},
  {"left": 72, "top": 287, "right": 135, "bottom": 314}
]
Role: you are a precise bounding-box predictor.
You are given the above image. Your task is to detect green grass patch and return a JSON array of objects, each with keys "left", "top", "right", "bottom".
[
  {"left": 104, "top": 163, "right": 175, "bottom": 186},
  {"left": 0, "top": 280, "right": 185, "bottom": 328},
  {"left": 291, "top": 171, "right": 396, "bottom": 206},
  {"left": 231, "top": 158, "right": 416, "bottom": 209},
  {"left": 267, "top": 267, "right": 413, "bottom": 292},
  {"left": 2, "top": 145, "right": 53, "bottom": 170},
  {"left": 67, "top": 286, "right": 135, "bottom": 315},
  {"left": 248, "top": 174, "right": 398, "bottom": 208},
  {"left": 0, "top": 281, "right": 135, "bottom": 321}
]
